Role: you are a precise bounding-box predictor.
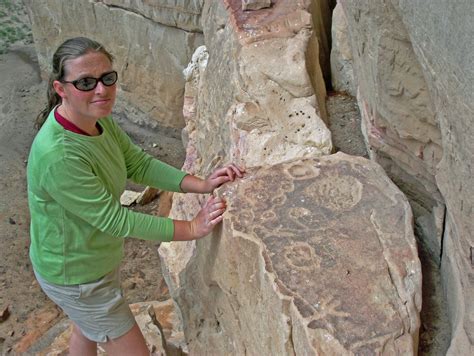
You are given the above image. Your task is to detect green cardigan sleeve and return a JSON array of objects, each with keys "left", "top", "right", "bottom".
[
  {"left": 109, "top": 118, "right": 188, "bottom": 191},
  {"left": 42, "top": 155, "right": 175, "bottom": 242}
]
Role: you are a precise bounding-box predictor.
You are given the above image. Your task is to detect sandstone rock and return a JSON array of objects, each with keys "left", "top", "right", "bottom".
[
  {"left": 340, "top": 0, "right": 474, "bottom": 353},
  {"left": 242, "top": 0, "right": 271, "bottom": 11},
  {"left": 193, "top": 0, "right": 331, "bottom": 172},
  {"left": 160, "top": 0, "right": 334, "bottom": 301},
  {"left": 136, "top": 186, "right": 159, "bottom": 205},
  {"left": 330, "top": 3, "right": 355, "bottom": 96},
  {"left": 102, "top": 0, "right": 203, "bottom": 32},
  {"left": 13, "top": 306, "right": 61, "bottom": 354},
  {"left": 24, "top": 0, "right": 204, "bottom": 130},
  {"left": 171, "top": 154, "right": 421, "bottom": 354},
  {"left": 120, "top": 189, "right": 141, "bottom": 206},
  {"left": 339, "top": 0, "right": 444, "bottom": 262},
  {"left": 130, "top": 300, "right": 187, "bottom": 355}
]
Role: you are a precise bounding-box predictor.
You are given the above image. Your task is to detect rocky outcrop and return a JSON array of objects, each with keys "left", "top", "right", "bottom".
[
  {"left": 335, "top": 1, "right": 444, "bottom": 265},
  {"left": 330, "top": 3, "right": 355, "bottom": 96},
  {"left": 335, "top": 0, "right": 474, "bottom": 353},
  {"left": 24, "top": 0, "right": 204, "bottom": 130},
  {"left": 160, "top": 1, "right": 422, "bottom": 354},
  {"left": 166, "top": 154, "right": 422, "bottom": 354},
  {"left": 242, "top": 0, "right": 271, "bottom": 11},
  {"left": 160, "top": 0, "right": 332, "bottom": 296},
  {"left": 191, "top": 0, "right": 332, "bottom": 171}
]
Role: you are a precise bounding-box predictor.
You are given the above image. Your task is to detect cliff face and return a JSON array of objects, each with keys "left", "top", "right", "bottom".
[
  {"left": 333, "top": 1, "right": 473, "bottom": 353},
  {"left": 160, "top": 0, "right": 421, "bottom": 354},
  {"left": 26, "top": 0, "right": 473, "bottom": 354}
]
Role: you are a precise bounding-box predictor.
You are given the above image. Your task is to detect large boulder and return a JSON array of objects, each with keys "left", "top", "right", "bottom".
[
  {"left": 24, "top": 0, "right": 204, "bottom": 130},
  {"left": 160, "top": 0, "right": 333, "bottom": 297},
  {"left": 167, "top": 154, "right": 422, "bottom": 354},
  {"left": 186, "top": 0, "right": 332, "bottom": 172}
]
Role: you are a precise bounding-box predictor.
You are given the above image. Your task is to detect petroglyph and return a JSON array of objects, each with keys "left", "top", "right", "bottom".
[
  {"left": 284, "top": 242, "right": 319, "bottom": 271},
  {"left": 303, "top": 175, "right": 363, "bottom": 211},
  {"left": 227, "top": 153, "right": 421, "bottom": 351}
]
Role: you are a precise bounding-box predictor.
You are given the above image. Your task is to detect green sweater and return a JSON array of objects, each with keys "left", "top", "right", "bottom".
[{"left": 27, "top": 110, "right": 187, "bottom": 285}]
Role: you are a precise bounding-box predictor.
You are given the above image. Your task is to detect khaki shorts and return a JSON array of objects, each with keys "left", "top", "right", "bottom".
[{"left": 34, "top": 267, "right": 135, "bottom": 343}]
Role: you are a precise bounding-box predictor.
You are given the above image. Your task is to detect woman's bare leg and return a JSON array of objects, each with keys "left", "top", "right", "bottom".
[
  {"left": 69, "top": 323, "right": 97, "bottom": 356},
  {"left": 100, "top": 322, "right": 149, "bottom": 356}
]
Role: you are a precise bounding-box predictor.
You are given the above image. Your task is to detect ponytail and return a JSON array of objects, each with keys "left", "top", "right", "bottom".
[{"left": 35, "top": 77, "right": 62, "bottom": 129}]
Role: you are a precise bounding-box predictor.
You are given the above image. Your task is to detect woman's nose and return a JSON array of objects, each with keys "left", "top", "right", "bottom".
[{"left": 94, "top": 81, "right": 107, "bottom": 94}]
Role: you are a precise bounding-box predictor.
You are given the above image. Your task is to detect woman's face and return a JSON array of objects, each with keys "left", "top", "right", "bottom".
[{"left": 54, "top": 51, "right": 117, "bottom": 122}]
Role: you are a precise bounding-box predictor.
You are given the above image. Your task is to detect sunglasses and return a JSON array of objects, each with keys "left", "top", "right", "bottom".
[{"left": 61, "top": 71, "right": 118, "bottom": 91}]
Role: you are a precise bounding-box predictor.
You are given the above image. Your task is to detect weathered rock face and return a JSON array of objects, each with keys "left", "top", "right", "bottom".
[
  {"left": 160, "top": 0, "right": 333, "bottom": 298},
  {"left": 171, "top": 154, "right": 421, "bottom": 354},
  {"left": 190, "top": 0, "right": 332, "bottom": 172},
  {"left": 335, "top": 0, "right": 474, "bottom": 353},
  {"left": 242, "top": 0, "right": 271, "bottom": 11},
  {"left": 335, "top": 1, "right": 444, "bottom": 264},
  {"left": 330, "top": 3, "right": 355, "bottom": 96},
  {"left": 159, "top": 1, "right": 424, "bottom": 354},
  {"left": 24, "top": 0, "right": 204, "bottom": 130}
]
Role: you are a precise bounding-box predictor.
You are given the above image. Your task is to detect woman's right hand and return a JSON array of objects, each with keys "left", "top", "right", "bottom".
[
  {"left": 189, "top": 195, "right": 227, "bottom": 239},
  {"left": 172, "top": 195, "right": 227, "bottom": 241}
]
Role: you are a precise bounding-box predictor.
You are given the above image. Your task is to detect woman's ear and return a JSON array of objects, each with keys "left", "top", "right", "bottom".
[{"left": 52, "top": 80, "right": 67, "bottom": 99}]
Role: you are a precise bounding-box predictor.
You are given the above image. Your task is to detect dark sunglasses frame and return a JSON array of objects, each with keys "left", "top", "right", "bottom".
[{"left": 60, "top": 71, "right": 118, "bottom": 91}]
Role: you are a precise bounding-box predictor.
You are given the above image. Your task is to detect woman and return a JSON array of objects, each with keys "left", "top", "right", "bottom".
[{"left": 27, "top": 37, "right": 243, "bottom": 355}]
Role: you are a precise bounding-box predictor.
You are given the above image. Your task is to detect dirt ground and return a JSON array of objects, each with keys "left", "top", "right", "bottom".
[{"left": 0, "top": 2, "right": 448, "bottom": 355}]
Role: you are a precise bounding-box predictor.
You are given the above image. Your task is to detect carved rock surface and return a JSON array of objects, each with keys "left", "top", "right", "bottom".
[
  {"left": 172, "top": 153, "right": 421, "bottom": 354},
  {"left": 24, "top": 0, "right": 203, "bottom": 129}
]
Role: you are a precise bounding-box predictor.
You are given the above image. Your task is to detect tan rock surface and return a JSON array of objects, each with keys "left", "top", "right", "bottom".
[
  {"left": 339, "top": 0, "right": 474, "bottom": 353},
  {"left": 338, "top": 0, "right": 444, "bottom": 261},
  {"left": 191, "top": 0, "right": 331, "bottom": 172},
  {"left": 172, "top": 154, "right": 421, "bottom": 354},
  {"left": 242, "top": 0, "right": 271, "bottom": 11},
  {"left": 330, "top": 3, "right": 355, "bottom": 96},
  {"left": 160, "top": 0, "right": 333, "bottom": 298}
]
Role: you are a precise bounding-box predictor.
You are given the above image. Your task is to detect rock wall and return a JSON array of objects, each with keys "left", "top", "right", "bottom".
[
  {"left": 160, "top": 0, "right": 422, "bottom": 354},
  {"left": 25, "top": 0, "right": 472, "bottom": 353},
  {"left": 333, "top": 0, "right": 474, "bottom": 354},
  {"left": 168, "top": 155, "right": 422, "bottom": 354},
  {"left": 24, "top": 0, "right": 204, "bottom": 130}
]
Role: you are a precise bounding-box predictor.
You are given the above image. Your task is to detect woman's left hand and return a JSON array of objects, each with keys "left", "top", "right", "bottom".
[{"left": 205, "top": 164, "right": 245, "bottom": 192}]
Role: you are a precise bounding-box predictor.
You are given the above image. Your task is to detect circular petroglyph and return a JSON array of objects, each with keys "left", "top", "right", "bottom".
[
  {"left": 288, "top": 207, "right": 314, "bottom": 227},
  {"left": 233, "top": 210, "right": 254, "bottom": 232},
  {"left": 304, "top": 175, "right": 363, "bottom": 211},
  {"left": 284, "top": 242, "right": 320, "bottom": 270},
  {"left": 272, "top": 194, "right": 287, "bottom": 206},
  {"left": 280, "top": 180, "right": 294, "bottom": 192},
  {"left": 287, "top": 162, "right": 320, "bottom": 180},
  {"left": 261, "top": 210, "right": 277, "bottom": 221}
]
